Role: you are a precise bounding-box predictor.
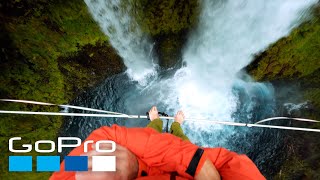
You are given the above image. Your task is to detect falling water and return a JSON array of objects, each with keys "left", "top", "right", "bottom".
[
  {"left": 84, "top": 0, "right": 157, "bottom": 83},
  {"left": 83, "top": 0, "right": 317, "bottom": 127},
  {"left": 61, "top": 0, "right": 318, "bottom": 177},
  {"left": 160, "top": 0, "right": 318, "bottom": 145}
]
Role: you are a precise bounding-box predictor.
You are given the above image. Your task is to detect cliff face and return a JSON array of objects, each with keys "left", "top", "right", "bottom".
[
  {"left": 0, "top": 0, "right": 200, "bottom": 179},
  {"left": 246, "top": 5, "right": 320, "bottom": 179},
  {"left": 2, "top": 0, "right": 319, "bottom": 179},
  {"left": 131, "top": 0, "right": 200, "bottom": 68},
  {"left": 0, "top": 0, "right": 124, "bottom": 179},
  {"left": 247, "top": 5, "right": 320, "bottom": 107}
]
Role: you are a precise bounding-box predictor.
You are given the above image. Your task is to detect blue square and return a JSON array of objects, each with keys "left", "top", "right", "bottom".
[
  {"left": 37, "top": 156, "right": 60, "bottom": 172},
  {"left": 65, "top": 156, "right": 88, "bottom": 171},
  {"left": 9, "top": 156, "right": 32, "bottom": 172}
]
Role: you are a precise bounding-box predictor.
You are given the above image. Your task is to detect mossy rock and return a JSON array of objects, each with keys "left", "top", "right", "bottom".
[
  {"left": 129, "top": 0, "right": 200, "bottom": 69},
  {"left": 0, "top": 0, "right": 124, "bottom": 179},
  {"left": 246, "top": 4, "right": 320, "bottom": 179},
  {"left": 246, "top": 4, "right": 320, "bottom": 117},
  {"left": 131, "top": 0, "right": 200, "bottom": 36},
  {"left": 155, "top": 32, "right": 186, "bottom": 69},
  {"left": 247, "top": 6, "right": 320, "bottom": 81},
  {"left": 58, "top": 41, "right": 125, "bottom": 98}
]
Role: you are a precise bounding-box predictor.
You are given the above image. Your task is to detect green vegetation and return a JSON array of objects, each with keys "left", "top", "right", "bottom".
[
  {"left": 155, "top": 33, "right": 185, "bottom": 68},
  {"left": 0, "top": 0, "right": 124, "bottom": 179},
  {"left": 247, "top": 14, "right": 320, "bottom": 81},
  {"left": 0, "top": 0, "right": 200, "bottom": 179},
  {"left": 247, "top": 4, "right": 320, "bottom": 114},
  {"left": 247, "top": 25, "right": 320, "bottom": 81},
  {"left": 246, "top": 4, "right": 320, "bottom": 179},
  {"left": 3, "top": 0, "right": 318, "bottom": 179},
  {"left": 129, "top": 0, "right": 200, "bottom": 68},
  {"left": 58, "top": 41, "right": 124, "bottom": 98},
  {"left": 275, "top": 155, "right": 319, "bottom": 180},
  {"left": 131, "top": 0, "right": 199, "bottom": 36}
]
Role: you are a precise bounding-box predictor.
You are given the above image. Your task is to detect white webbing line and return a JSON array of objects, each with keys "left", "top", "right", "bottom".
[
  {"left": 254, "top": 117, "right": 319, "bottom": 124},
  {"left": 0, "top": 110, "right": 319, "bottom": 132},
  {"left": 0, "top": 99, "right": 319, "bottom": 132},
  {"left": 0, "top": 99, "right": 124, "bottom": 115}
]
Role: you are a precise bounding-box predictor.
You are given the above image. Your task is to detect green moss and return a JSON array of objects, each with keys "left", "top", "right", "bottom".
[
  {"left": 305, "top": 89, "right": 320, "bottom": 108},
  {"left": 273, "top": 128, "right": 320, "bottom": 179},
  {"left": 247, "top": 9, "right": 320, "bottom": 81},
  {"left": 127, "top": 0, "right": 200, "bottom": 68},
  {"left": 302, "top": 69, "right": 320, "bottom": 113},
  {"left": 156, "top": 33, "right": 185, "bottom": 68},
  {"left": 246, "top": 4, "right": 320, "bottom": 121},
  {"left": 0, "top": 114, "right": 62, "bottom": 180},
  {"left": 58, "top": 41, "right": 125, "bottom": 98},
  {"left": 274, "top": 156, "right": 313, "bottom": 180},
  {"left": 130, "top": 0, "right": 200, "bottom": 36},
  {"left": 6, "top": 0, "right": 107, "bottom": 62},
  {"left": 246, "top": 5, "right": 320, "bottom": 179},
  {"left": 0, "top": 0, "right": 123, "bottom": 179}
]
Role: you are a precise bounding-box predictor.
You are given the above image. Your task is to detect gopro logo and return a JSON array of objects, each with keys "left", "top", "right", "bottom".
[
  {"left": 9, "top": 137, "right": 116, "bottom": 153},
  {"left": 8, "top": 137, "right": 116, "bottom": 172}
]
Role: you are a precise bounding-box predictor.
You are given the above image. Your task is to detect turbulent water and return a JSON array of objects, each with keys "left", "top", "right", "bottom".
[
  {"left": 84, "top": 0, "right": 157, "bottom": 83},
  {"left": 61, "top": 0, "right": 318, "bottom": 177}
]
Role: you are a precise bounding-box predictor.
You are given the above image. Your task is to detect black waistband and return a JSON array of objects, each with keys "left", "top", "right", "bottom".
[{"left": 185, "top": 148, "right": 204, "bottom": 177}]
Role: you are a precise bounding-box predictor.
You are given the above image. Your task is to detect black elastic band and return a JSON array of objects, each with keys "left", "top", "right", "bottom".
[
  {"left": 146, "top": 112, "right": 150, "bottom": 121},
  {"left": 141, "top": 170, "right": 147, "bottom": 176},
  {"left": 170, "top": 172, "right": 178, "bottom": 180},
  {"left": 146, "top": 111, "right": 169, "bottom": 121},
  {"left": 185, "top": 148, "right": 204, "bottom": 177}
]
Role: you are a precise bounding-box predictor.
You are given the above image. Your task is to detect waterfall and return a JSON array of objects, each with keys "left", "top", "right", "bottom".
[
  {"left": 120, "top": 0, "right": 315, "bottom": 145},
  {"left": 179, "top": 0, "right": 316, "bottom": 115},
  {"left": 61, "top": 1, "right": 318, "bottom": 174},
  {"left": 84, "top": 0, "right": 157, "bottom": 84},
  {"left": 82, "top": 0, "right": 317, "bottom": 144}
]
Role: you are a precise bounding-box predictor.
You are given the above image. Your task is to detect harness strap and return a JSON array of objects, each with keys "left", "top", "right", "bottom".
[
  {"left": 185, "top": 148, "right": 204, "bottom": 177},
  {"left": 170, "top": 172, "right": 178, "bottom": 180}
]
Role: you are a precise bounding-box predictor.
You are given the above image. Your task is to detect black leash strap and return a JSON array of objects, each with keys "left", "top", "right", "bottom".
[
  {"left": 146, "top": 112, "right": 150, "bottom": 121},
  {"left": 158, "top": 112, "right": 169, "bottom": 133},
  {"left": 185, "top": 148, "right": 204, "bottom": 177},
  {"left": 146, "top": 111, "right": 169, "bottom": 121},
  {"left": 146, "top": 111, "right": 170, "bottom": 132}
]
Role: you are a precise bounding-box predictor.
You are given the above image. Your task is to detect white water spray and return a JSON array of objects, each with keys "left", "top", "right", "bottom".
[
  {"left": 84, "top": 0, "right": 318, "bottom": 145},
  {"left": 144, "top": 0, "right": 317, "bottom": 145},
  {"left": 84, "top": 0, "right": 157, "bottom": 83},
  {"left": 169, "top": 0, "right": 316, "bottom": 121}
]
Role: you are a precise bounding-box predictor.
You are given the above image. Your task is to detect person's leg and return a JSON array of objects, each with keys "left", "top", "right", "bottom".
[
  {"left": 146, "top": 106, "right": 163, "bottom": 133},
  {"left": 170, "top": 111, "right": 189, "bottom": 141}
]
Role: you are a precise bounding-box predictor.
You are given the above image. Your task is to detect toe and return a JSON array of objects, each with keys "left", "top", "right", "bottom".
[{"left": 150, "top": 106, "right": 155, "bottom": 112}]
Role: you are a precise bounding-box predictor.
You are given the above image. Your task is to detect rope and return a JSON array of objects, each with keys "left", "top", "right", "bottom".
[
  {"left": 1, "top": 99, "right": 319, "bottom": 133},
  {"left": 254, "top": 117, "right": 319, "bottom": 124},
  {"left": 0, "top": 99, "right": 125, "bottom": 115}
]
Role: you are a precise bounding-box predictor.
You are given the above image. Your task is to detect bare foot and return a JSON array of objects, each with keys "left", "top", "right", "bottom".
[
  {"left": 149, "top": 106, "right": 159, "bottom": 121},
  {"left": 174, "top": 111, "right": 185, "bottom": 125}
]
